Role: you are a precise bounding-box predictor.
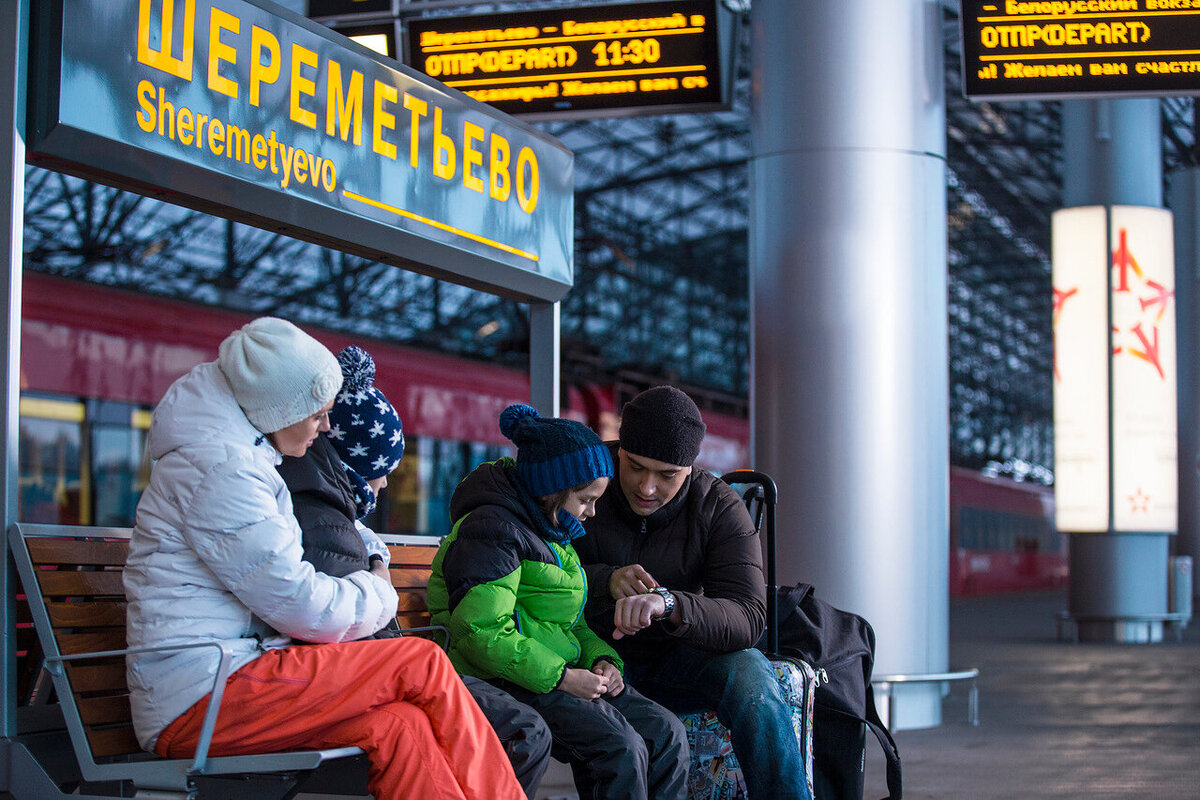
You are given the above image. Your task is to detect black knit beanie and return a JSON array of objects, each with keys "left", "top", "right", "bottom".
[
  {"left": 618, "top": 386, "right": 706, "bottom": 467},
  {"left": 499, "top": 404, "right": 613, "bottom": 498}
]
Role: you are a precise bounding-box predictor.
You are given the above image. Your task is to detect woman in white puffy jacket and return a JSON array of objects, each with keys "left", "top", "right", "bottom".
[{"left": 123, "top": 317, "right": 523, "bottom": 800}]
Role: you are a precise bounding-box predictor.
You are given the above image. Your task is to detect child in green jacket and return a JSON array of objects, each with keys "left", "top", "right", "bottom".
[{"left": 429, "top": 404, "right": 688, "bottom": 800}]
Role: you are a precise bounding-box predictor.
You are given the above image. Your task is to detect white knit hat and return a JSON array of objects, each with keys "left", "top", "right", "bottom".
[{"left": 216, "top": 317, "right": 342, "bottom": 434}]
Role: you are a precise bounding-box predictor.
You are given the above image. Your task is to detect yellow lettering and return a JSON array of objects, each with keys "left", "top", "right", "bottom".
[
  {"left": 207, "top": 7, "right": 239, "bottom": 99},
  {"left": 280, "top": 144, "right": 295, "bottom": 188},
  {"left": 373, "top": 80, "right": 398, "bottom": 160},
  {"left": 252, "top": 133, "right": 268, "bottom": 169},
  {"left": 433, "top": 107, "right": 456, "bottom": 181},
  {"left": 516, "top": 146, "right": 538, "bottom": 213},
  {"left": 489, "top": 134, "right": 511, "bottom": 201},
  {"left": 208, "top": 117, "right": 224, "bottom": 155},
  {"left": 136, "top": 80, "right": 156, "bottom": 132},
  {"left": 290, "top": 44, "right": 318, "bottom": 130},
  {"left": 326, "top": 61, "right": 363, "bottom": 145},
  {"left": 178, "top": 106, "right": 195, "bottom": 145},
  {"left": 137, "top": 0, "right": 195, "bottom": 80},
  {"left": 157, "top": 86, "right": 176, "bottom": 139},
  {"left": 226, "top": 124, "right": 250, "bottom": 162},
  {"left": 250, "top": 26, "right": 280, "bottom": 107},
  {"left": 321, "top": 159, "right": 336, "bottom": 191},
  {"left": 462, "top": 121, "right": 484, "bottom": 193},
  {"left": 403, "top": 93, "right": 428, "bottom": 168},
  {"left": 194, "top": 113, "right": 209, "bottom": 148},
  {"left": 294, "top": 149, "right": 308, "bottom": 185}
]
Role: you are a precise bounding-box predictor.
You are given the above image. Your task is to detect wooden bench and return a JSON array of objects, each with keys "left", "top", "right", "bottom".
[{"left": 8, "top": 522, "right": 441, "bottom": 800}]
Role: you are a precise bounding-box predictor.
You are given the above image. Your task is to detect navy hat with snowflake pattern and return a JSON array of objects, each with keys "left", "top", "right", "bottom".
[{"left": 326, "top": 346, "right": 404, "bottom": 480}]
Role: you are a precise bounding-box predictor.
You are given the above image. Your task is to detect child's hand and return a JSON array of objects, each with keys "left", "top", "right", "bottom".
[
  {"left": 591, "top": 660, "right": 625, "bottom": 697},
  {"left": 558, "top": 667, "right": 609, "bottom": 700}
]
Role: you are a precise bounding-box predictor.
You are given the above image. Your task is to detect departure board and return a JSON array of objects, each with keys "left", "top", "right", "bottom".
[
  {"left": 403, "top": 0, "right": 728, "bottom": 119},
  {"left": 960, "top": 1, "right": 1200, "bottom": 100}
]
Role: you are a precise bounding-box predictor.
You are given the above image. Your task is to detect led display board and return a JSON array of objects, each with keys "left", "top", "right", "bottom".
[
  {"left": 960, "top": 1, "right": 1200, "bottom": 100},
  {"left": 27, "top": 0, "right": 574, "bottom": 303},
  {"left": 403, "top": 0, "right": 729, "bottom": 120}
]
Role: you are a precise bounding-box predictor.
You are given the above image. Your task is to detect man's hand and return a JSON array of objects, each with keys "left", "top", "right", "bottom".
[
  {"left": 558, "top": 667, "right": 609, "bottom": 700},
  {"left": 612, "top": 592, "right": 666, "bottom": 640},
  {"left": 609, "top": 564, "right": 658, "bottom": 599},
  {"left": 591, "top": 660, "right": 625, "bottom": 697}
]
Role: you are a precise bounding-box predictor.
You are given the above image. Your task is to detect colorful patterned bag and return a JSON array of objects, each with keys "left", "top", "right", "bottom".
[{"left": 679, "top": 655, "right": 816, "bottom": 800}]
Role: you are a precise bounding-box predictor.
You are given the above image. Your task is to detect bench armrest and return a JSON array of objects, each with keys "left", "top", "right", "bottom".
[
  {"left": 46, "top": 639, "right": 237, "bottom": 774},
  {"left": 397, "top": 624, "right": 449, "bottom": 650}
]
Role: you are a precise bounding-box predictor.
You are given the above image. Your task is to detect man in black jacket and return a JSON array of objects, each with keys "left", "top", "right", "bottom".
[
  {"left": 576, "top": 386, "right": 812, "bottom": 800},
  {"left": 278, "top": 345, "right": 552, "bottom": 799}
]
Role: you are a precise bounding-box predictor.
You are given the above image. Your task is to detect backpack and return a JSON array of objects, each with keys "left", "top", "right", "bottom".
[{"left": 766, "top": 583, "right": 902, "bottom": 800}]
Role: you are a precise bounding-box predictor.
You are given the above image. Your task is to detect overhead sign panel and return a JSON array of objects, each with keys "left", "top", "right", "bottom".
[
  {"left": 960, "top": 1, "right": 1200, "bottom": 100},
  {"left": 403, "top": 0, "right": 728, "bottom": 120},
  {"left": 27, "top": 0, "right": 574, "bottom": 302}
]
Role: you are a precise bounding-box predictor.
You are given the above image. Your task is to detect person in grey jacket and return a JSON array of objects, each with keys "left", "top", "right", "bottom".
[{"left": 123, "top": 317, "right": 523, "bottom": 800}]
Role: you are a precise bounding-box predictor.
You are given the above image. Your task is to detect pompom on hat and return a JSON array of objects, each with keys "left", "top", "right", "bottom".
[
  {"left": 327, "top": 346, "right": 405, "bottom": 481},
  {"left": 216, "top": 317, "right": 342, "bottom": 434},
  {"left": 500, "top": 404, "right": 613, "bottom": 498},
  {"left": 618, "top": 386, "right": 706, "bottom": 467}
]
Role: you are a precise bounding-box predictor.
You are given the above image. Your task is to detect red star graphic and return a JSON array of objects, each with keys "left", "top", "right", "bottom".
[
  {"left": 1128, "top": 488, "right": 1150, "bottom": 514},
  {"left": 1112, "top": 228, "right": 1143, "bottom": 293},
  {"left": 1129, "top": 322, "right": 1165, "bottom": 380},
  {"left": 1139, "top": 280, "right": 1174, "bottom": 322}
]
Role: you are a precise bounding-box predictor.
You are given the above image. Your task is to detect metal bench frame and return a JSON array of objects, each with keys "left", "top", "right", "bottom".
[{"left": 9, "top": 522, "right": 364, "bottom": 799}]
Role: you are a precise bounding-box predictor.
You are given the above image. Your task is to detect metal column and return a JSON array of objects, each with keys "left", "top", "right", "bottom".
[
  {"left": 1170, "top": 169, "right": 1200, "bottom": 606},
  {"left": 529, "top": 301, "right": 561, "bottom": 416},
  {"left": 749, "top": 0, "right": 948, "bottom": 729},
  {"left": 1, "top": 0, "right": 28, "bottom": 750},
  {"left": 1061, "top": 100, "right": 1172, "bottom": 642}
]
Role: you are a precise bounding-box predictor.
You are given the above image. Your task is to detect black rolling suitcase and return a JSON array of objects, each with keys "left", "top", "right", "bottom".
[
  {"left": 740, "top": 468, "right": 901, "bottom": 800},
  {"left": 677, "top": 470, "right": 816, "bottom": 800}
]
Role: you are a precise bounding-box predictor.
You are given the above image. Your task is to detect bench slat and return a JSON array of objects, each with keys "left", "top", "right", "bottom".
[
  {"left": 86, "top": 725, "right": 143, "bottom": 758},
  {"left": 77, "top": 694, "right": 134, "bottom": 726},
  {"left": 47, "top": 600, "right": 128, "bottom": 628},
  {"left": 395, "top": 593, "right": 428, "bottom": 613},
  {"left": 387, "top": 545, "right": 437, "bottom": 567},
  {"left": 28, "top": 539, "right": 129, "bottom": 566},
  {"left": 57, "top": 629, "right": 127, "bottom": 656},
  {"left": 35, "top": 570, "right": 125, "bottom": 597},
  {"left": 389, "top": 568, "right": 432, "bottom": 589},
  {"left": 65, "top": 661, "right": 128, "bottom": 693}
]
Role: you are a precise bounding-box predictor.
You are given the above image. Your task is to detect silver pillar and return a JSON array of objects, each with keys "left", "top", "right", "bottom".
[
  {"left": 1, "top": 0, "right": 27, "bottom": 742},
  {"left": 1061, "top": 100, "right": 1171, "bottom": 642},
  {"left": 1168, "top": 170, "right": 1199, "bottom": 604},
  {"left": 749, "top": 0, "right": 948, "bottom": 729},
  {"left": 529, "top": 301, "right": 560, "bottom": 416}
]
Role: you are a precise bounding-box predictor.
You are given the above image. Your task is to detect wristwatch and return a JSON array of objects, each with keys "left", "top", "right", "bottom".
[{"left": 650, "top": 587, "right": 676, "bottom": 620}]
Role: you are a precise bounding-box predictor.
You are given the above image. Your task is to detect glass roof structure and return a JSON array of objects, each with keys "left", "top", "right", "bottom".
[{"left": 19, "top": 1, "right": 1200, "bottom": 484}]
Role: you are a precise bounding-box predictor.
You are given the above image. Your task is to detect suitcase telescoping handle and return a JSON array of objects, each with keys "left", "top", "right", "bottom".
[{"left": 719, "top": 469, "right": 779, "bottom": 655}]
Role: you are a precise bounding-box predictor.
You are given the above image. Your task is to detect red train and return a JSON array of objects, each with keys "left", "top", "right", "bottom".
[{"left": 17, "top": 273, "right": 1064, "bottom": 594}]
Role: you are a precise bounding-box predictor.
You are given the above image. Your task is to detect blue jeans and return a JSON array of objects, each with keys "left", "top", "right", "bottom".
[{"left": 624, "top": 643, "right": 814, "bottom": 800}]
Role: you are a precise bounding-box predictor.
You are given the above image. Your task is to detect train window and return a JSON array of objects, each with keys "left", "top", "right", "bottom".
[
  {"left": 18, "top": 396, "right": 87, "bottom": 525},
  {"left": 376, "top": 436, "right": 513, "bottom": 538},
  {"left": 90, "top": 404, "right": 151, "bottom": 527}
]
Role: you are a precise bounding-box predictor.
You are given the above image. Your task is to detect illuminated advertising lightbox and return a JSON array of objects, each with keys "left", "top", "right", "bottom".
[
  {"left": 960, "top": 0, "right": 1200, "bottom": 100},
  {"left": 27, "top": 0, "right": 574, "bottom": 302},
  {"left": 1052, "top": 206, "right": 1109, "bottom": 533},
  {"left": 1052, "top": 205, "right": 1177, "bottom": 534},
  {"left": 403, "top": 0, "right": 729, "bottom": 120}
]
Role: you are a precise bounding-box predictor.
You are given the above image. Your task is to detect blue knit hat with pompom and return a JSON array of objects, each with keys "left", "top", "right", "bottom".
[
  {"left": 499, "top": 404, "right": 613, "bottom": 498},
  {"left": 327, "top": 346, "right": 404, "bottom": 480}
]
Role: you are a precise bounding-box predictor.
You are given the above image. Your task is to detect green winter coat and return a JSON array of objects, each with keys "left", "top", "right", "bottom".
[{"left": 428, "top": 458, "right": 622, "bottom": 694}]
